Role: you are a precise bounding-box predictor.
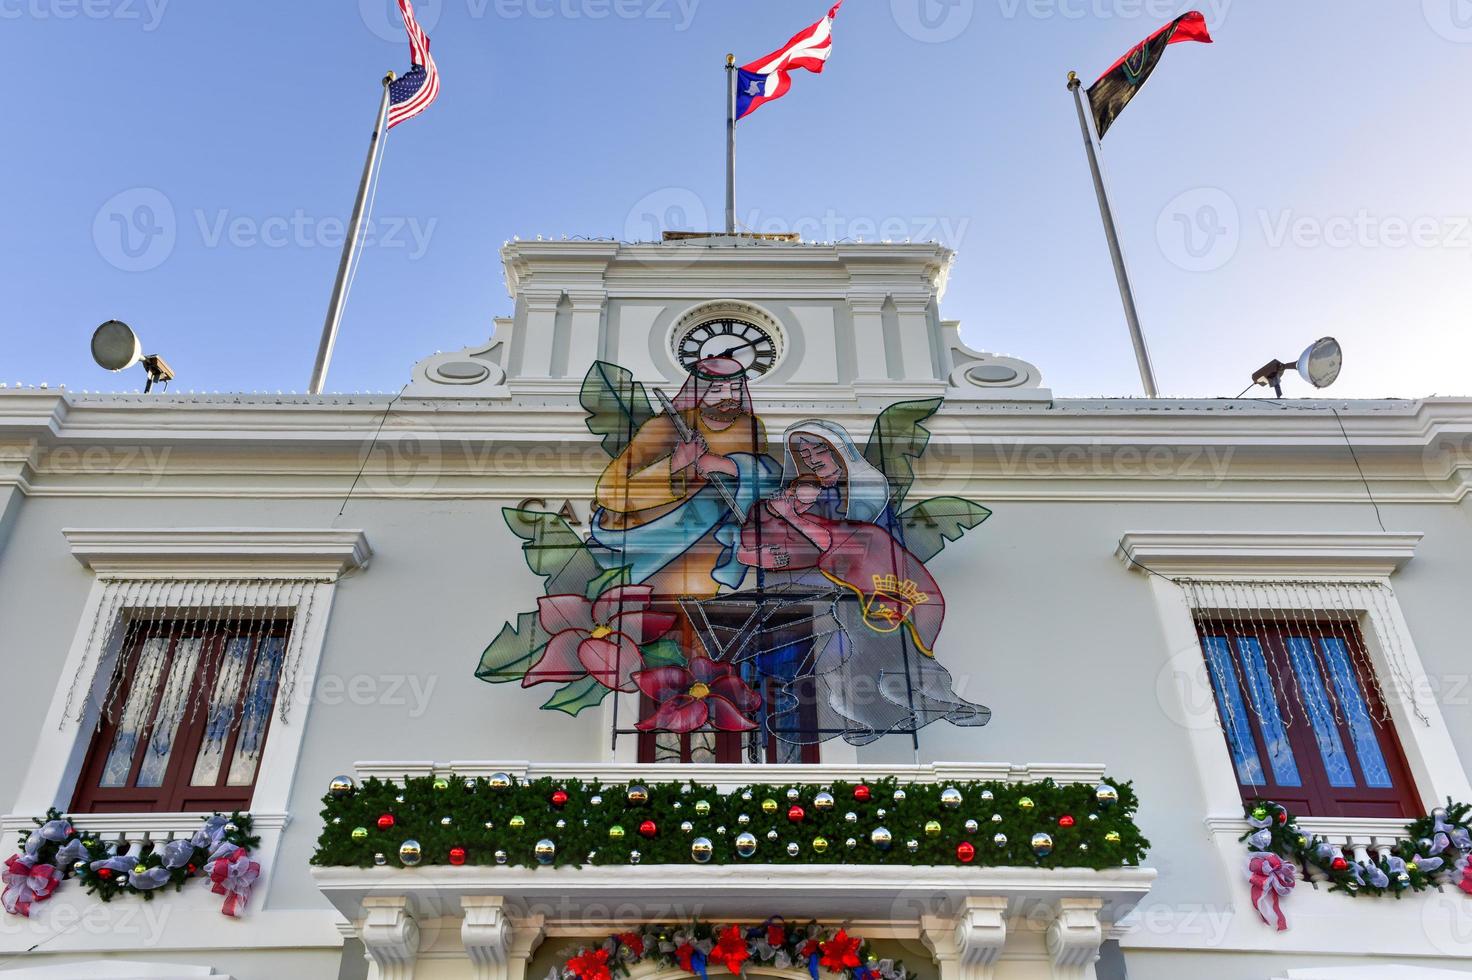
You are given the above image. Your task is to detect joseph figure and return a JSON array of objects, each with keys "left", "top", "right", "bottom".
[{"left": 590, "top": 357, "right": 777, "bottom": 599}]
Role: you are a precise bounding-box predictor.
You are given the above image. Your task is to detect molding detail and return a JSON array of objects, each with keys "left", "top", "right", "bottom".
[
  {"left": 1045, "top": 898, "right": 1103, "bottom": 979},
  {"left": 361, "top": 896, "right": 420, "bottom": 980},
  {"left": 63, "top": 527, "right": 372, "bottom": 578},
  {"left": 921, "top": 897, "right": 1008, "bottom": 980},
  {"left": 1116, "top": 531, "right": 1423, "bottom": 578}
]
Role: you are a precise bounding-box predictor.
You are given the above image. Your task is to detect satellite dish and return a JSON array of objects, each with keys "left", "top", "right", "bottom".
[
  {"left": 1296, "top": 337, "right": 1342, "bottom": 389},
  {"left": 91, "top": 320, "right": 143, "bottom": 372}
]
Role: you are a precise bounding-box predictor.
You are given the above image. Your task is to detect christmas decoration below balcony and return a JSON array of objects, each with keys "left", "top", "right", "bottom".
[
  {"left": 3, "top": 810, "right": 259, "bottom": 919},
  {"left": 1241, "top": 799, "right": 1472, "bottom": 929},
  {"left": 548, "top": 919, "right": 908, "bottom": 980}
]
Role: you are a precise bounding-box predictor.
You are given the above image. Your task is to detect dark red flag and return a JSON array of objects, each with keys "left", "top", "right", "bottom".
[{"left": 1087, "top": 12, "right": 1213, "bottom": 139}]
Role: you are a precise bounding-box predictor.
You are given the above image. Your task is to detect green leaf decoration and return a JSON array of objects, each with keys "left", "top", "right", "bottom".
[
  {"left": 580, "top": 361, "right": 655, "bottom": 458},
  {"left": 502, "top": 507, "right": 604, "bottom": 597},
  {"left": 475, "top": 610, "right": 548, "bottom": 683},
  {"left": 640, "top": 638, "right": 687, "bottom": 669},
  {"left": 862, "top": 398, "right": 943, "bottom": 511},
  {"left": 895, "top": 497, "right": 993, "bottom": 564},
  {"left": 585, "top": 564, "right": 631, "bottom": 601},
  {"left": 541, "top": 676, "right": 611, "bottom": 716}
]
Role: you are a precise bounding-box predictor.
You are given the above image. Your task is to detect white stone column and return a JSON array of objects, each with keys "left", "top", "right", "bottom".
[
  {"left": 361, "top": 896, "right": 420, "bottom": 980},
  {"left": 462, "top": 897, "right": 547, "bottom": 980},
  {"left": 520, "top": 290, "right": 562, "bottom": 379},
  {"left": 892, "top": 297, "right": 939, "bottom": 382},
  {"left": 1045, "top": 898, "right": 1103, "bottom": 980},
  {"left": 921, "top": 896, "right": 1009, "bottom": 980},
  {"left": 0, "top": 444, "right": 35, "bottom": 561},
  {"left": 565, "top": 288, "right": 607, "bottom": 374},
  {"left": 848, "top": 295, "right": 890, "bottom": 382}
]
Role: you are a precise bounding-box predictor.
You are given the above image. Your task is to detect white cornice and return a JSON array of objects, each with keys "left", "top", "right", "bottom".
[
  {"left": 63, "top": 527, "right": 372, "bottom": 578},
  {"left": 1115, "top": 531, "right": 1423, "bottom": 577}
]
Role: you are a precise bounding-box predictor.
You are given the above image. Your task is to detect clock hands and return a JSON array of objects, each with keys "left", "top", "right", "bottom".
[{"left": 717, "top": 336, "right": 764, "bottom": 359}]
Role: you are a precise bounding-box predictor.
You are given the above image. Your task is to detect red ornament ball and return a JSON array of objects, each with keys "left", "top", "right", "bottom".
[
  {"left": 853, "top": 785, "right": 872, "bottom": 803},
  {"left": 551, "top": 789, "right": 570, "bottom": 808},
  {"left": 377, "top": 814, "right": 396, "bottom": 831},
  {"left": 187, "top": 863, "right": 197, "bottom": 874},
  {"left": 1276, "top": 810, "right": 1289, "bottom": 825},
  {"left": 787, "top": 805, "right": 805, "bottom": 823},
  {"left": 956, "top": 841, "right": 976, "bottom": 864},
  {"left": 1330, "top": 856, "right": 1349, "bottom": 872},
  {"left": 1058, "top": 815, "right": 1076, "bottom": 828},
  {"left": 639, "top": 820, "right": 658, "bottom": 839},
  {"left": 98, "top": 868, "right": 113, "bottom": 879},
  {"left": 449, "top": 847, "right": 467, "bottom": 866}
]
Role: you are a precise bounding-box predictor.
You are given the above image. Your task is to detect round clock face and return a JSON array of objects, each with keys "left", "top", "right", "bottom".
[{"left": 675, "top": 319, "right": 778, "bottom": 377}]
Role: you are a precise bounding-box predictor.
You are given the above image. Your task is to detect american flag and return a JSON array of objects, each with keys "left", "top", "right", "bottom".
[
  {"left": 737, "top": 1, "right": 842, "bottom": 121},
  {"left": 387, "top": 0, "right": 440, "bottom": 128}
]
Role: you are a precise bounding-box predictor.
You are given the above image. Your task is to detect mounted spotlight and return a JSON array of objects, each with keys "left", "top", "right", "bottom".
[
  {"left": 91, "top": 320, "right": 175, "bottom": 393},
  {"left": 1251, "top": 337, "right": 1343, "bottom": 398}
]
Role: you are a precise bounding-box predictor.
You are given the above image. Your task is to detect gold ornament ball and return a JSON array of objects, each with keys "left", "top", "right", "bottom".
[
  {"left": 813, "top": 836, "right": 830, "bottom": 853},
  {"left": 609, "top": 824, "right": 626, "bottom": 841},
  {"left": 351, "top": 826, "right": 369, "bottom": 841},
  {"left": 1105, "top": 831, "right": 1122, "bottom": 844},
  {"left": 1018, "top": 797, "right": 1035, "bottom": 811},
  {"left": 133, "top": 863, "right": 147, "bottom": 875},
  {"left": 432, "top": 777, "right": 450, "bottom": 791},
  {"left": 509, "top": 815, "right": 526, "bottom": 830},
  {"left": 761, "top": 798, "right": 779, "bottom": 815},
  {"left": 924, "top": 820, "right": 943, "bottom": 837},
  {"left": 399, "top": 840, "right": 422, "bottom": 866},
  {"left": 694, "top": 800, "right": 711, "bottom": 817}
]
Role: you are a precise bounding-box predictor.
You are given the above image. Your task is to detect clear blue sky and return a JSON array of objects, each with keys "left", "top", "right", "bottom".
[{"left": 7, "top": 0, "right": 1471, "bottom": 399}]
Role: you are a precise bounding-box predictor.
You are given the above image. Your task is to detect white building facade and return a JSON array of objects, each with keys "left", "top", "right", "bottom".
[{"left": 0, "top": 238, "right": 1470, "bottom": 980}]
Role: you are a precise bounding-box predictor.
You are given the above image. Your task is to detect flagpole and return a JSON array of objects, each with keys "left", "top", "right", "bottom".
[
  {"left": 1067, "top": 70, "right": 1160, "bottom": 398},
  {"left": 309, "top": 72, "right": 395, "bottom": 396},
  {"left": 725, "top": 54, "right": 737, "bottom": 235}
]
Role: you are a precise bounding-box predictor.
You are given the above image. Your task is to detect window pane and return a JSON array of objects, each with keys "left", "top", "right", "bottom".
[
  {"left": 1201, "top": 637, "right": 1268, "bottom": 786},
  {"left": 189, "top": 636, "right": 253, "bottom": 787},
  {"left": 136, "top": 638, "right": 204, "bottom": 787},
  {"left": 226, "top": 637, "right": 285, "bottom": 786},
  {"left": 1234, "top": 637, "right": 1302, "bottom": 787},
  {"left": 1285, "top": 636, "right": 1356, "bottom": 788},
  {"left": 99, "top": 637, "right": 170, "bottom": 788},
  {"left": 1319, "top": 637, "right": 1393, "bottom": 788}
]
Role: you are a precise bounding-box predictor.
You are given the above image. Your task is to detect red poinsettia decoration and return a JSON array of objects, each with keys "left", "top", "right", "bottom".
[
  {"left": 618, "top": 932, "right": 645, "bottom": 957},
  {"left": 819, "top": 930, "right": 862, "bottom": 973},
  {"left": 567, "top": 948, "right": 613, "bottom": 980},
  {"left": 675, "top": 942, "right": 698, "bottom": 973},
  {"left": 714, "top": 923, "right": 751, "bottom": 974},
  {"left": 800, "top": 938, "right": 822, "bottom": 960},
  {"left": 523, "top": 585, "right": 676, "bottom": 692},
  {"left": 766, "top": 920, "right": 787, "bottom": 947},
  {"left": 633, "top": 656, "right": 761, "bottom": 732}
]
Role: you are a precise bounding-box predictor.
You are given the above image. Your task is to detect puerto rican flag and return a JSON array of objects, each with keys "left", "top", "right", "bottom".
[{"left": 736, "top": 1, "right": 842, "bottom": 121}]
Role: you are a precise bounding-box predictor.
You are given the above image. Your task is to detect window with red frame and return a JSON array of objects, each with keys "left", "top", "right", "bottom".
[
  {"left": 1196, "top": 616, "right": 1419, "bottom": 818},
  {"left": 72, "top": 618, "right": 292, "bottom": 814}
]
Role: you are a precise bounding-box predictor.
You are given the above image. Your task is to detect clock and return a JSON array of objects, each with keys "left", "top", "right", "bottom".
[{"left": 674, "top": 318, "right": 779, "bottom": 377}]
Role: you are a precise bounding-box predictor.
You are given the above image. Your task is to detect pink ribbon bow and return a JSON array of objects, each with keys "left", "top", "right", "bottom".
[
  {"left": 1246, "top": 852, "right": 1296, "bottom": 931},
  {"left": 2, "top": 854, "right": 60, "bottom": 917},
  {"left": 206, "top": 846, "right": 260, "bottom": 917},
  {"left": 1457, "top": 854, "right": 1472, "bottom": 897}
]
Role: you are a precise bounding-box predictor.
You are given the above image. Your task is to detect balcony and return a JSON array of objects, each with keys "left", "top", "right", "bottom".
[{"left": 311, "top": 762, "right": 1156, "bottom": 980}]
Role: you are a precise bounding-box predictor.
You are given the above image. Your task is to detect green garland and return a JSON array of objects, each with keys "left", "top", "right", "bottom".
[
  {"left": 1241, "top": 799, "right": 1472, "bottom": 898},
  {"left": 14, "top": 808, "right": 258, "bottom": 903},
  {"left": 312, "top": 774, "right": 1149, "bottom": 869}
]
